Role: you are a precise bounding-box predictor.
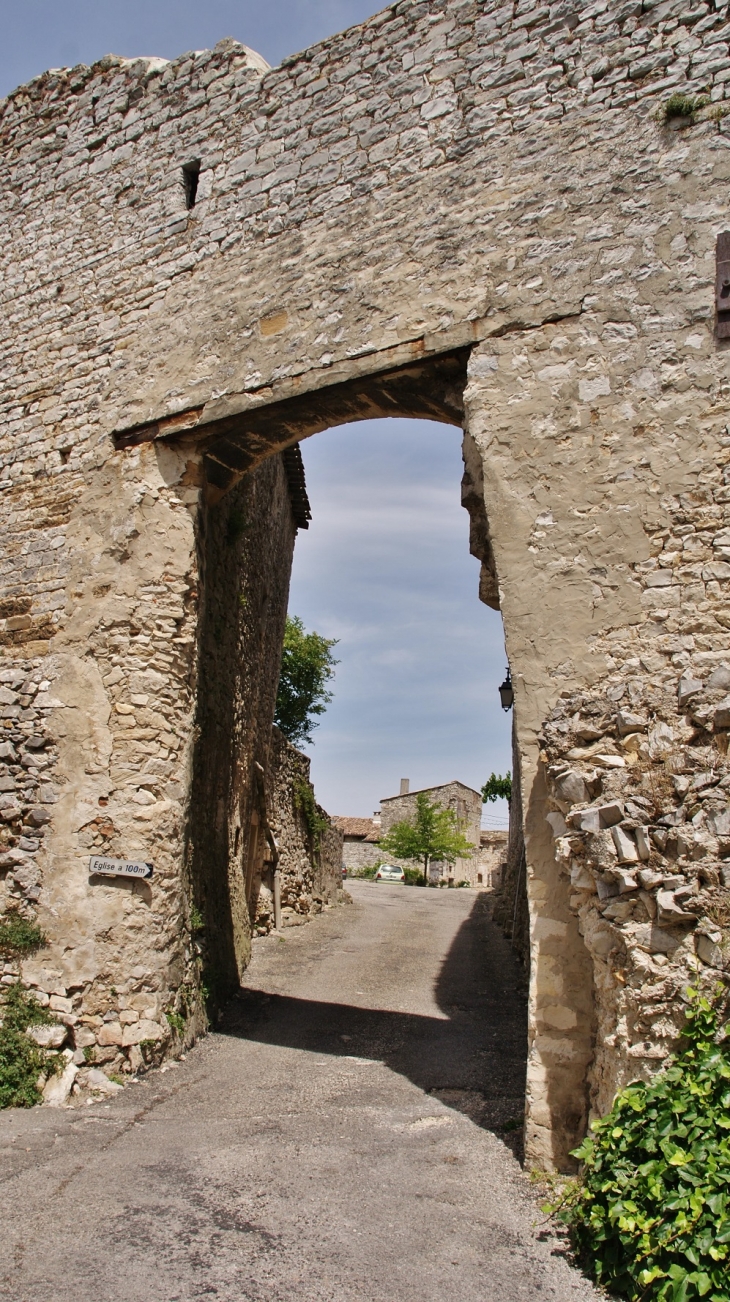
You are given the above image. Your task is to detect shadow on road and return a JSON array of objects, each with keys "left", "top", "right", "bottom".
[{"left": 222, "top": 894, "right": 529, "bottom": 1159}]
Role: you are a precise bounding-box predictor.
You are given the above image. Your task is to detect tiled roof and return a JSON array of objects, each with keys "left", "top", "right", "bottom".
[{"left": 332, "top": 817, "right": 380, "bottom": 840}]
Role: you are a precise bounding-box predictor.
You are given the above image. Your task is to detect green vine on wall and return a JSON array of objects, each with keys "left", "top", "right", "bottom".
[
  {"left": 0, "top": 908, "right": 46, "bottom": 959},
  {"left": 293, "top": 777, "right": 329, "bottom": 852},
  {"left": 546, "top": 987, "right": 730, "bottom": 1301}
]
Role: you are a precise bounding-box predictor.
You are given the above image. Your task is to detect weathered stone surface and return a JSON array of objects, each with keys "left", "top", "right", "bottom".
[
  {"left": 656, "top": 891, "right": 697, "bottom": 927},
  {"left": 83, "top": 1067, "right": 124, "bottom": 1093},
  {"left": 96, "top": 1022, "right": 124, "bottom": 1048},
  {"left": 714, "top": 697, "right": 730, "bottom": 729},
  {"left": 678, "top": 675, "right": 703, "bottom": 708},
  {"left": 27, "top": 1023, "right": 67, "bottom": 1049},
  {"left": 121, "top": 1019, "right": 165, "bottom": 1046},
  {"left": 612, "top": 870, "right": 639, "bottom": 896},
  {"left": 634, "top": 827, "right": 651, "bottom": 863},
  {"left": 695, "top": 930, "right": 727, "bottom": 969},
  {"left": 3, "top": 0, "right": 730, "bottom": 1171},
  {"left": 612, "top": 827, "right": 639, "bottom": 866},
  {"left": 707, "top": 664, "right": 730, "bottom": 691},
  {"left": 616, "top": 712, "right": 647, "bottom": 737},
  {"left": 555, "top": 771, "right": 587, "bottom": 806},
  {"left": 42, "top": 1061, "right": 77, "bottom": 1107},
  {"left": 72, "top": 1025, "right": 96, "bottom": 1050}
]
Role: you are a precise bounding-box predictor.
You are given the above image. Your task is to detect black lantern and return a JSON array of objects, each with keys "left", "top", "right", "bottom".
[{"left": 498, "top": 668, "right": 514, "bottom": 712}]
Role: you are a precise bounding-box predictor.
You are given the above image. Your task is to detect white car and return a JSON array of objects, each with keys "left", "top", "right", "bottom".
[{"left": 375, "top": 864, "right": 405, "bottom": 883}]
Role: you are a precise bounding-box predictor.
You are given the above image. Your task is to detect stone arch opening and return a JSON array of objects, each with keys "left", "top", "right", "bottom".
[
  {"left": 169, "top": 345, "right": 592, "bottom": 1170},
  {"left": 182, "top": 351, "right": 476, "bottom": 996}
]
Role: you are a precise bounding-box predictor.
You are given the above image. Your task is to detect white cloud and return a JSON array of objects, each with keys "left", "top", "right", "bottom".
[{"left": 289, "top": 418, "right": 512, "bottom": 820}]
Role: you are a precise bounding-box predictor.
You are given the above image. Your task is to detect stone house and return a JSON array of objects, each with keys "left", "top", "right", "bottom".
[
  {"left": 336, "top": 779, "right": 508, "bottom": 886},
  {"left": 333, "top": 816, "right": 383, "bottom": 873}
]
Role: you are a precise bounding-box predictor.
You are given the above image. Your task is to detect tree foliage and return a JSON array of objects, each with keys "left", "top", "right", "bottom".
[
  {"left": 274, "top": 616, "right": 338, "bottom": 746},
  {"left": 550, "top": 988, "right": 730, "bottom": 1301},
  {"left": 481, "top": 772, "right": 512, "bottom": 804},
  {"left": 378, "top": 792, "right": 474, "bottom": 884}
]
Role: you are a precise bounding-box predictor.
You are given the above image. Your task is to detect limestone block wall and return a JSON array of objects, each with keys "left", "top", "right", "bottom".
[
  {"left": 252, "top": 725, "right": 342, "bottom": 933},
  {"left": 0, "top": 440, "right": 202, "bottom": 1072},
  {"left": 490, "top": 721, "right": 529, "bottom": 962},
  {"left": 342, "top": 839, "right": 386, "bottom": 873},
  {"left": 3, "top": 0, "right": 730, "bottom": 1163},
  {"left": 464, "top": 300, "right": 730, "bottom": 1161}
]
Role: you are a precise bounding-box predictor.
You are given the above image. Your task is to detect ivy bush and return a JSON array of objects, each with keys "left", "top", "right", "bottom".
[
  {"left": 293, "top": 777, "right": 329, "bottom": 850},
  {"left": 0, "top": 983, "right": 58, "bottom": 1109},
  {"left": 552, "top": 989, "right": 730, "bottom": 1301},
  {"left": 662, "top": 93, "right": 708, "bottom": 123}
]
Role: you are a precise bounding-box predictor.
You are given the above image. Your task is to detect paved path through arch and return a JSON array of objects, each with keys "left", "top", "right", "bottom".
[{"left": 0, "top": 884, "right": 599, "bottom": 1301}]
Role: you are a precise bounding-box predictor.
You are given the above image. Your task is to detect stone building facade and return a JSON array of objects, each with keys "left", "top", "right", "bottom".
[
  {"left": 381, "top": 779, "right": 482, "bottom": 883},
  {"left": 476, "top": 830, "right": 508, "bottom": 889},
  {"left": 337, "top": 782, "right": 508, "bottom": 885},
  {"left": 3, "top": 0, "right": 730, "bottom": 1167},
  {"left": 336, "top": 816, "right": 384, "bottom": 873}
]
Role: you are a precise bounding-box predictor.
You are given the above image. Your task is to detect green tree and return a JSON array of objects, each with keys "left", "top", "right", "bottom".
[
  {"left": 481, "top": 772, "right": 512, "bottom": 805},
  {"left": 378, "top": 792, "right": 474, "bottom": 885},
  {"left": 274, "top": 616, "right": 338, "bottom": 746}
]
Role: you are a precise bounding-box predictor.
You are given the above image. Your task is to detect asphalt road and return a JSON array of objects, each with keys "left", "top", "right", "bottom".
[{"left": 0, "top": 882, "right": 599, "bottom": 1302}]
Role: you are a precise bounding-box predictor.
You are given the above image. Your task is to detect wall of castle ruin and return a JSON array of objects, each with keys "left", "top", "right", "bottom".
[{"left": 3, "top": 0, "right": 730, "bottom": 1165}]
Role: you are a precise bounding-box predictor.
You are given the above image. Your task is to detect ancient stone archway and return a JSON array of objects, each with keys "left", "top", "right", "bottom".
[{"left": 3, "top": 0, "right": 730, "bottom": 1169}]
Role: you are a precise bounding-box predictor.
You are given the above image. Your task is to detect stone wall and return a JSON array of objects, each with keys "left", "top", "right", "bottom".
[
  {"left": 187, "top": 453, "right": 299, "bottom": 1007},
  {"left": 252, "top": 725, "right": 342, "bottom": 932},
  {"left": 472, "top": 831, "right": 508, "bottom": 888},
  {"left": 3, "top": 0, "right": 730, "bottom": 1164},
  {"left": 342, "top": 838, "right": 386, "bottom": 873},
  {"left": 490, "top": 723, "right": 530, "bottom": 963}
]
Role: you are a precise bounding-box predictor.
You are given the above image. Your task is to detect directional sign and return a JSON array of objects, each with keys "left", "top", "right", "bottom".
[{"left": 89, "top": 856, "right": 153, "bottom": 880}]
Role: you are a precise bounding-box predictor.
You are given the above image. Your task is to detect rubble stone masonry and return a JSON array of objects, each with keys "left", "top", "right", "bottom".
[{"left": 3, "top": 0, "right": 730, "bottom": 1166}]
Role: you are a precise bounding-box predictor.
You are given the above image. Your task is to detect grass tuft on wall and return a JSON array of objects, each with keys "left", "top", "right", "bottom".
[{"left": 0, "top": 908, "right": 46, "bottom": 959}]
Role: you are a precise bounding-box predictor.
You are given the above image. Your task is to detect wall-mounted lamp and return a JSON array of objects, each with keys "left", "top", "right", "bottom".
[{"left": 498, "top": 668, "right": 514, "bottom": 712}]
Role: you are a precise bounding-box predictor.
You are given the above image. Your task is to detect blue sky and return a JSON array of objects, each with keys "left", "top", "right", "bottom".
[
  {"left": 2, "top": 3, "right": 511, "bottom": 827},
  {"left": 0, "top": 0, "right": 383, "bottom": 96},
  {"left": 291, "top": 421, "right": 511, "bottom": 826}
]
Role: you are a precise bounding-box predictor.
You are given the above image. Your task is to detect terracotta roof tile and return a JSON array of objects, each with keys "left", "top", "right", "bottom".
[{"left": 332, "top": 817, "right": 379, "bottom": 839}]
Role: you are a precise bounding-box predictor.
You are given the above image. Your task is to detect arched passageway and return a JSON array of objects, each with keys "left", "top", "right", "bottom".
[{"left": 171, "top": 347, "right": 594, "bottom": 1171}]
